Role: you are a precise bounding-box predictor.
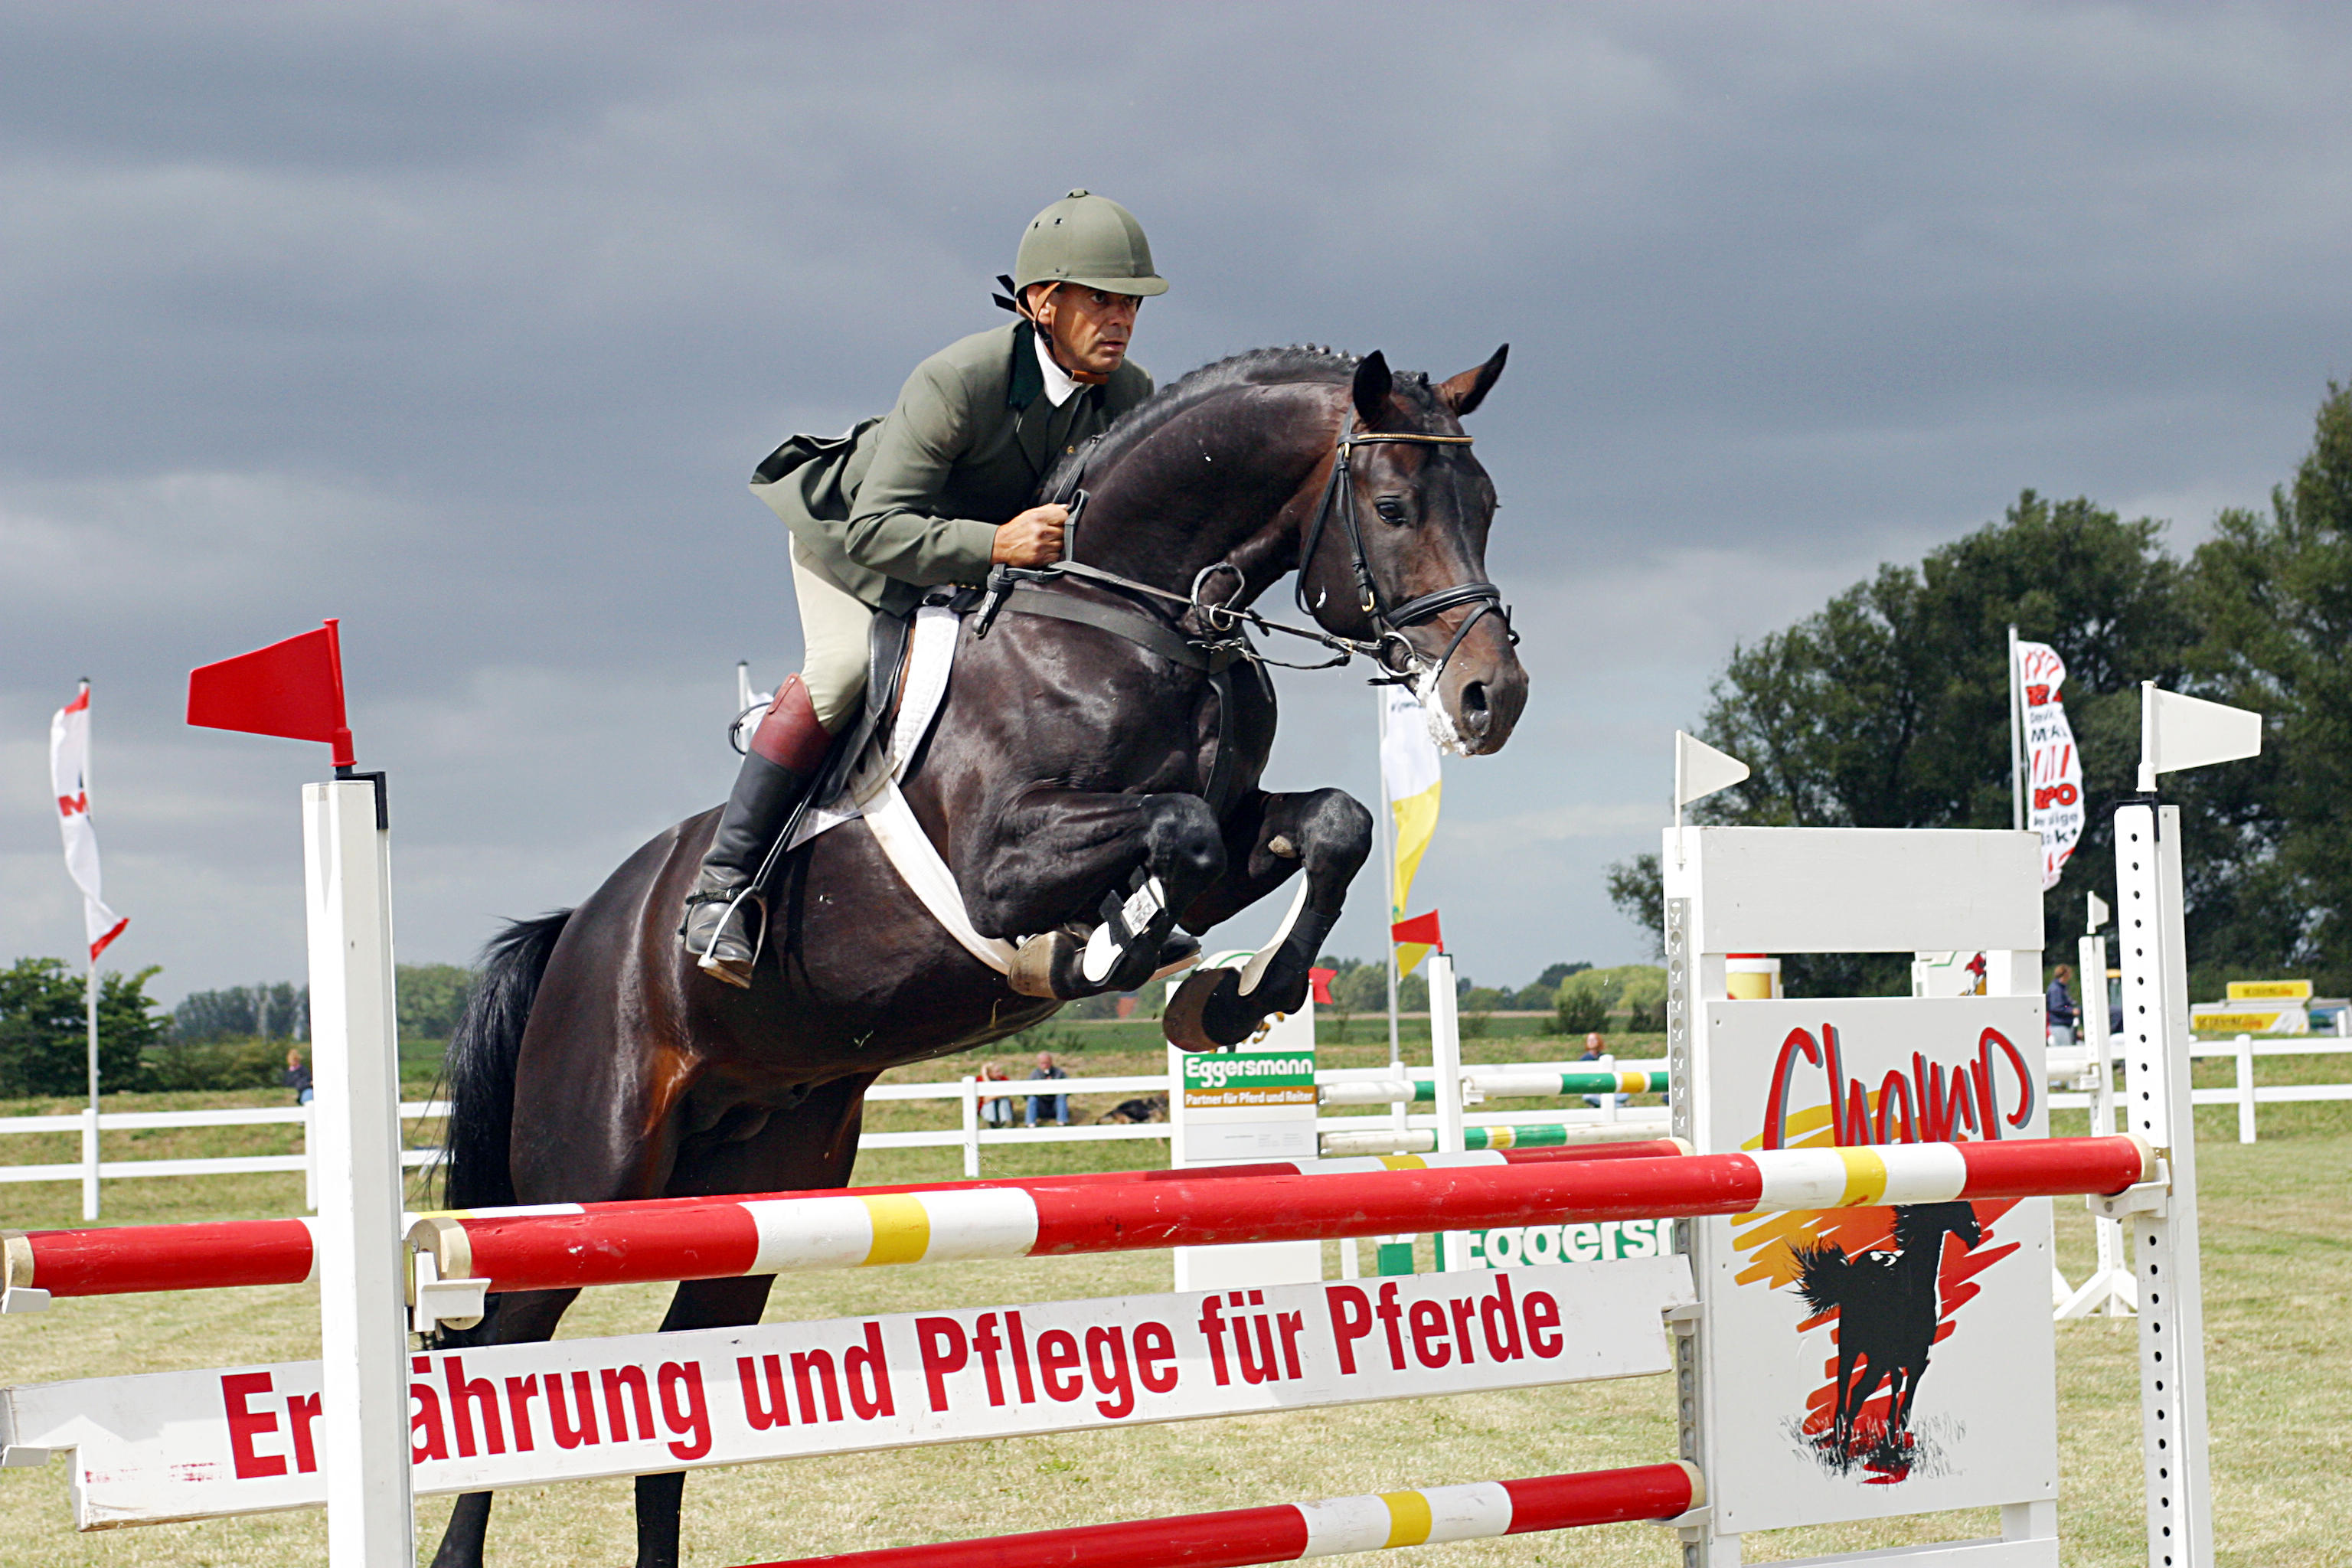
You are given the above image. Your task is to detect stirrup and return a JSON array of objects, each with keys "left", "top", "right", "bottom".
[{"left": 682, "top": 886, "right": 766, "bottom": 988}]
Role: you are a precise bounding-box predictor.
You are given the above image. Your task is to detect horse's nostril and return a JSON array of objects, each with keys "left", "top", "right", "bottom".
[{"left": 1459, "top": 681, "right": 1491, "bottom": 737}]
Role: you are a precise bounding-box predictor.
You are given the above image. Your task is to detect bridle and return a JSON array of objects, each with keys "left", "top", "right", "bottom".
[{"left": 1290, "top": 430, "right": 1517, "bottom": 686}]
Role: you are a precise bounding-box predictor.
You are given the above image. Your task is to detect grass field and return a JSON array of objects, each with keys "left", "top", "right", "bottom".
[{"left": 2, "top": 1024, "right": 2346, "bottom": 1566}]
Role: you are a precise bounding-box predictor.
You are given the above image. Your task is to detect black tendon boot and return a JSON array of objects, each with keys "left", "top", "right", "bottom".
[{"left": 681, "top": 675, "right": 831, "bottom": 987}]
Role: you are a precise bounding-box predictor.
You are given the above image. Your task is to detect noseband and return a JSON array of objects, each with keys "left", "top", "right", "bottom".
[{"left": 1293, "top": 431, "right": 1516, "bottom": 685}]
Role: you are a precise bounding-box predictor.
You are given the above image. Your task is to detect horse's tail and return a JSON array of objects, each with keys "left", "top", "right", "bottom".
[
  {"left": 1791, "top": 1243, "right": 1853, "bottom": 1318},
  {"left": 439, "top": 910, "right": 572, "bottom": 1211}
]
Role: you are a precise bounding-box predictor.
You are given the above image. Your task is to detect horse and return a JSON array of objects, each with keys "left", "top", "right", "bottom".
[
  {"left": 1793, "top": 1200, "right": 1984, "bottom": 1461},
  {"left": 426, "top": 344, "right": 1528, "bottom": 1568}
]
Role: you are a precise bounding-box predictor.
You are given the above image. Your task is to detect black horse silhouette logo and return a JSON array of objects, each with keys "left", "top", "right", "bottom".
[{"left": 1792, "top": 1200, "right": 1983, "bottom": 1465}]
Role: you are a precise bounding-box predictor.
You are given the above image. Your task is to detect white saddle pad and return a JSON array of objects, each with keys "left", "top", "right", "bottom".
[{"left": 782, "top": 606, "right": 1020, "bottom": 973}]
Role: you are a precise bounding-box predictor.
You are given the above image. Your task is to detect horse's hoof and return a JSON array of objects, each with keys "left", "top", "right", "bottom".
[
  {"left": 1008, "top": 931, "right": 1079, "bottom": 998},
  {"left": 1162, "top": 965, "right": 1243, "bottom": 1052}
]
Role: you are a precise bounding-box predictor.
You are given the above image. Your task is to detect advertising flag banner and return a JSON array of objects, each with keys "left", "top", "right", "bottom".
[
  {"left": 1379, "top": 687, "right": 1442, "bottom": 975},
  {"left": 2015, "top": 642, "right": 2084, "bottom": 890},
  {"left": 49, "top": 686, "right": 126, "bottom": 962}
]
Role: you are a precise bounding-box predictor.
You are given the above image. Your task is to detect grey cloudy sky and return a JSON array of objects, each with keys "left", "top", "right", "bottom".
[{"left": 4, "top": 2, "right": 2347, "bottom": 1004}]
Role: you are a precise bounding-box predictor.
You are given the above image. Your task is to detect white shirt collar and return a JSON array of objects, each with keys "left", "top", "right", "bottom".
[{"left": 1034, "top": 329, "right": 1082, "bottom": 407}]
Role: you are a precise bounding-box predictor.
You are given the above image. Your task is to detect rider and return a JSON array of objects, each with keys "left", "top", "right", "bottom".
[{"left": 683, "top": 190, "right": 1168, "bottom": 986}]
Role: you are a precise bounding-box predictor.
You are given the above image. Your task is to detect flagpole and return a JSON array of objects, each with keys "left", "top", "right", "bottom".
[
  {"left": 1375, "top": 689, "right": 1401, "bottom": 1077},
  {"left": 2007, "top": 623, "right": 2025, "bottom": 832},
  {"left": 81, "top": 679, "right": 100, "bottom": 1222}
]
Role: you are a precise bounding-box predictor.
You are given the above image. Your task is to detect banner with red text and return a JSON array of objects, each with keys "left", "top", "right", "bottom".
[
  {"left": 47, "top": 685, "right": 126, "bottom": 962},
  {"left": 2015, "top": 640, "right": 2084, "bottom": 890},
  {"left": 0, "top": 1260, "right": 1693, "bottom": 1530}
]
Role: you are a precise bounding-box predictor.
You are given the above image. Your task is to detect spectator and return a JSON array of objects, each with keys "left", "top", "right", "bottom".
[
  {"left": 1578, "top": 1032, "right": 1625, "bottom": 1110},
  {"left": 2047, "top": 965, "right": 2079, "bottom": 1049},
  {"left": 978, "top": 1060, "right": 1015, "bottom": 1128},
  {"left": 283, "top": 1047, "right": 313, "bottom": 1106},
  {"left": 1027, "top": 1052, "right": 1070, "bottom": 1128}
]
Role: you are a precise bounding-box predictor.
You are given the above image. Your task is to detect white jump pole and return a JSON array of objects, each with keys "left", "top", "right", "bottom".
[{"left": 303, "top": 776, "right": 414, "bottom": 1566}]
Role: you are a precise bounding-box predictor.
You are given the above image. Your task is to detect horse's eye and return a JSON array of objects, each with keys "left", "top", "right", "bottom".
[{"left": 1374, "top": 496, "right": 1409, "bottom": 524}]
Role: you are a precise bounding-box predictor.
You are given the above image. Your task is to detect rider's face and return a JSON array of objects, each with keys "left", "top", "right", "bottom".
[{"left": 1028, "top": 285, "right": 1141, "bottom": 382}]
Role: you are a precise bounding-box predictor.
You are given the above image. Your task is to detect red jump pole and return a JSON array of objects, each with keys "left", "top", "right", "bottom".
[
  {"left": 0, "top": 1141, "right": 1681, "bottom": 1303},
  {"left": 413, "top": 1135, "right": 2154, "bottom": 1295},
  {"left": 734, "top": 1462, "right": 1701, "bottom": 1568}
]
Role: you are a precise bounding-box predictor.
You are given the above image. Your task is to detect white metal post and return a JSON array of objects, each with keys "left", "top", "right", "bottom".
[
  {"left": 82, "top": 681, "right": 103, "bottom": 1224},
  {"left": 79, "top": 1105, "right": 99, "bottom": 1223},
  {"left": 2233, "top": 1034, "right": 2256, "bottom": 1145},
  {"left": 2114, "top": 802, "right": 2214, "bottom": 1568},
  {"left": 1427, "top": 952, "right": 1468, "bottom": 1271},
  {"left": 2007, "top": 623, "right": 2026, "bottom": 832},
  {"left": 1374, "top": 689, "right": 1403, "bottom": 1095},
  {"left": 84, "top": 950, "right": 103, "bottom": 1220},
  {"left": 960, "top": 1076, "right": 981, "bottom": 1178},
  {"left": 303, "top": 778, "right": 414, "bottom": 1567}
]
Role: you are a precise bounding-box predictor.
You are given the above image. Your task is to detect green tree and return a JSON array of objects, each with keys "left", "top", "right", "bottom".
[
  {"left": 0, "top": 959, "right": 168, "bottom": 1098},
  {"left": 1606, "top": 855, "right": 1665, "bottom": 959},
  {"left": 1319, "top": 955, "right": 1380, "bottom": 1042},
  {"left": 1513, "top": 962, "right": 1589, "bottom": 1010},
  {"left": 2187, "top": 384, "right": 2352, "bottom": 991},
  {"left": 1631, "top": 492, "right": 2198, "bottom": 994},
  {"left": 395, "top": 963, "right": 478, "bottom": 1043}
]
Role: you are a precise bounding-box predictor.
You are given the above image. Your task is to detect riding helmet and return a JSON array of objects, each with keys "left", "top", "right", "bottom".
[{"left": 1013, "top": 190, "right": 1169, "bottom": 297}]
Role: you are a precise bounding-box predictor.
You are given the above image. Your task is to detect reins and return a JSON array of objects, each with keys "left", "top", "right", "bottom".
[{"left": 975, "top": 426, "right": 1514, "bottom": 690}]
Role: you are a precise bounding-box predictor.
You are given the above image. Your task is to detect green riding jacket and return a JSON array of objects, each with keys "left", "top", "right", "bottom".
[{"left": 750, "top": 320, "right": 1154, "bottom": 613}]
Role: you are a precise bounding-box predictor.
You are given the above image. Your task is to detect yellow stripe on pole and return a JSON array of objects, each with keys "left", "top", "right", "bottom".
[
  {"left": 1835, "top": 1148, "right": 1890, "bottom": 1207},
  {"left": 1380, "top": 1491, "right": 1435, "bottom": 1547},
  {"left": 1378, "top": 1155, "right": 1429, "bottom": 1170},
  {"left": 859, "top": 1195, "right": 931, "bottom": 1266}
]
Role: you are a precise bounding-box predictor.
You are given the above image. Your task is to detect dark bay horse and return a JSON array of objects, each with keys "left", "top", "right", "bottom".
[{"left": 427, "top": 345, "right": 1527, "bottom": 1568}]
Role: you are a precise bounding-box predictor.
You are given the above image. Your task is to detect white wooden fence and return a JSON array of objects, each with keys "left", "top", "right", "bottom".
[
  {"left": 0, "top": 1058, "right": 1676, "bottom": 1207},
  {"left": 8, "top": 1035, "right": 2336, "bottom": 1208},
  {"left": 2053, "top": 1034, "right": 2352, "bottom": 1144}
]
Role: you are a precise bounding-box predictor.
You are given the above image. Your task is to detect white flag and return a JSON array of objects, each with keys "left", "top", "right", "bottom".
[
  {"left": 51, "top": 684, "right": 129, "bottom": 962},
  {"left": 2015, "top": 642, "right": 2084, "bottom": 890},
  {"left": 1378, "top": 685, "right": 1443, "bottom": 932},
  {"left": 2140, "top": 683, "right": 2261, "bottom": 790},
  {"left": 1674, "top": 730, "right": 1749, "bottom": 808}
]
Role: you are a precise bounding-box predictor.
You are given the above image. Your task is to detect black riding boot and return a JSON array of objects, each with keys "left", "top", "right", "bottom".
[{"left": 681, "top": 675, "right": 831, "bottom": 988}]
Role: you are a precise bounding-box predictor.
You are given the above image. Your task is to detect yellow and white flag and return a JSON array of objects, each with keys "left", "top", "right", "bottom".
[{"left": 1379, "top": 687, "right": 1442, "bottom": 976}]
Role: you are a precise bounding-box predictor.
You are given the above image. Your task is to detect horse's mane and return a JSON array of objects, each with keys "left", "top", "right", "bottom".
[{"left": 1043, "top": 344, "right": 1442, "bottom": 493}]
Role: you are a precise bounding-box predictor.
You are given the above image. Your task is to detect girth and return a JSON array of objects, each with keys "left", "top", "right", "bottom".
[{"left": 998, "top": 581, "right": 1240, "bottom": 674}]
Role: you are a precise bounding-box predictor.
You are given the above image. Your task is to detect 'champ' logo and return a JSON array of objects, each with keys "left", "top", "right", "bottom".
[{"left": 1760, "top": 1023, "right": 2036, "bottom": 1150}]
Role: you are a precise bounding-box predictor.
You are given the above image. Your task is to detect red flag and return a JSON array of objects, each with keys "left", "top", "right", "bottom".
[
  {"left": 187, "top": 620, "right": 354, "bottom": 767},
  {"left": 1389, "top": 910, "right": 1443, "bottom": 951},
  {"left": 1308, "top": 966, "right": 1338, "bottom": 1007}
]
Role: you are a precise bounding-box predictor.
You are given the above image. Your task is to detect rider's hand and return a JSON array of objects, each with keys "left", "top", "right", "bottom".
[{"left": 991, "top": 505, "right": 1068, "bottom": 567}]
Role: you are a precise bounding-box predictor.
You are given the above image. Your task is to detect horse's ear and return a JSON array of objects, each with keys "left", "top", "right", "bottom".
[
  {"left": 1351, "top": 351, "right": 1393, "bottom": 428},
  {"left": 1437, "top": 344, "right": 1508, "bottom": 417}
]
